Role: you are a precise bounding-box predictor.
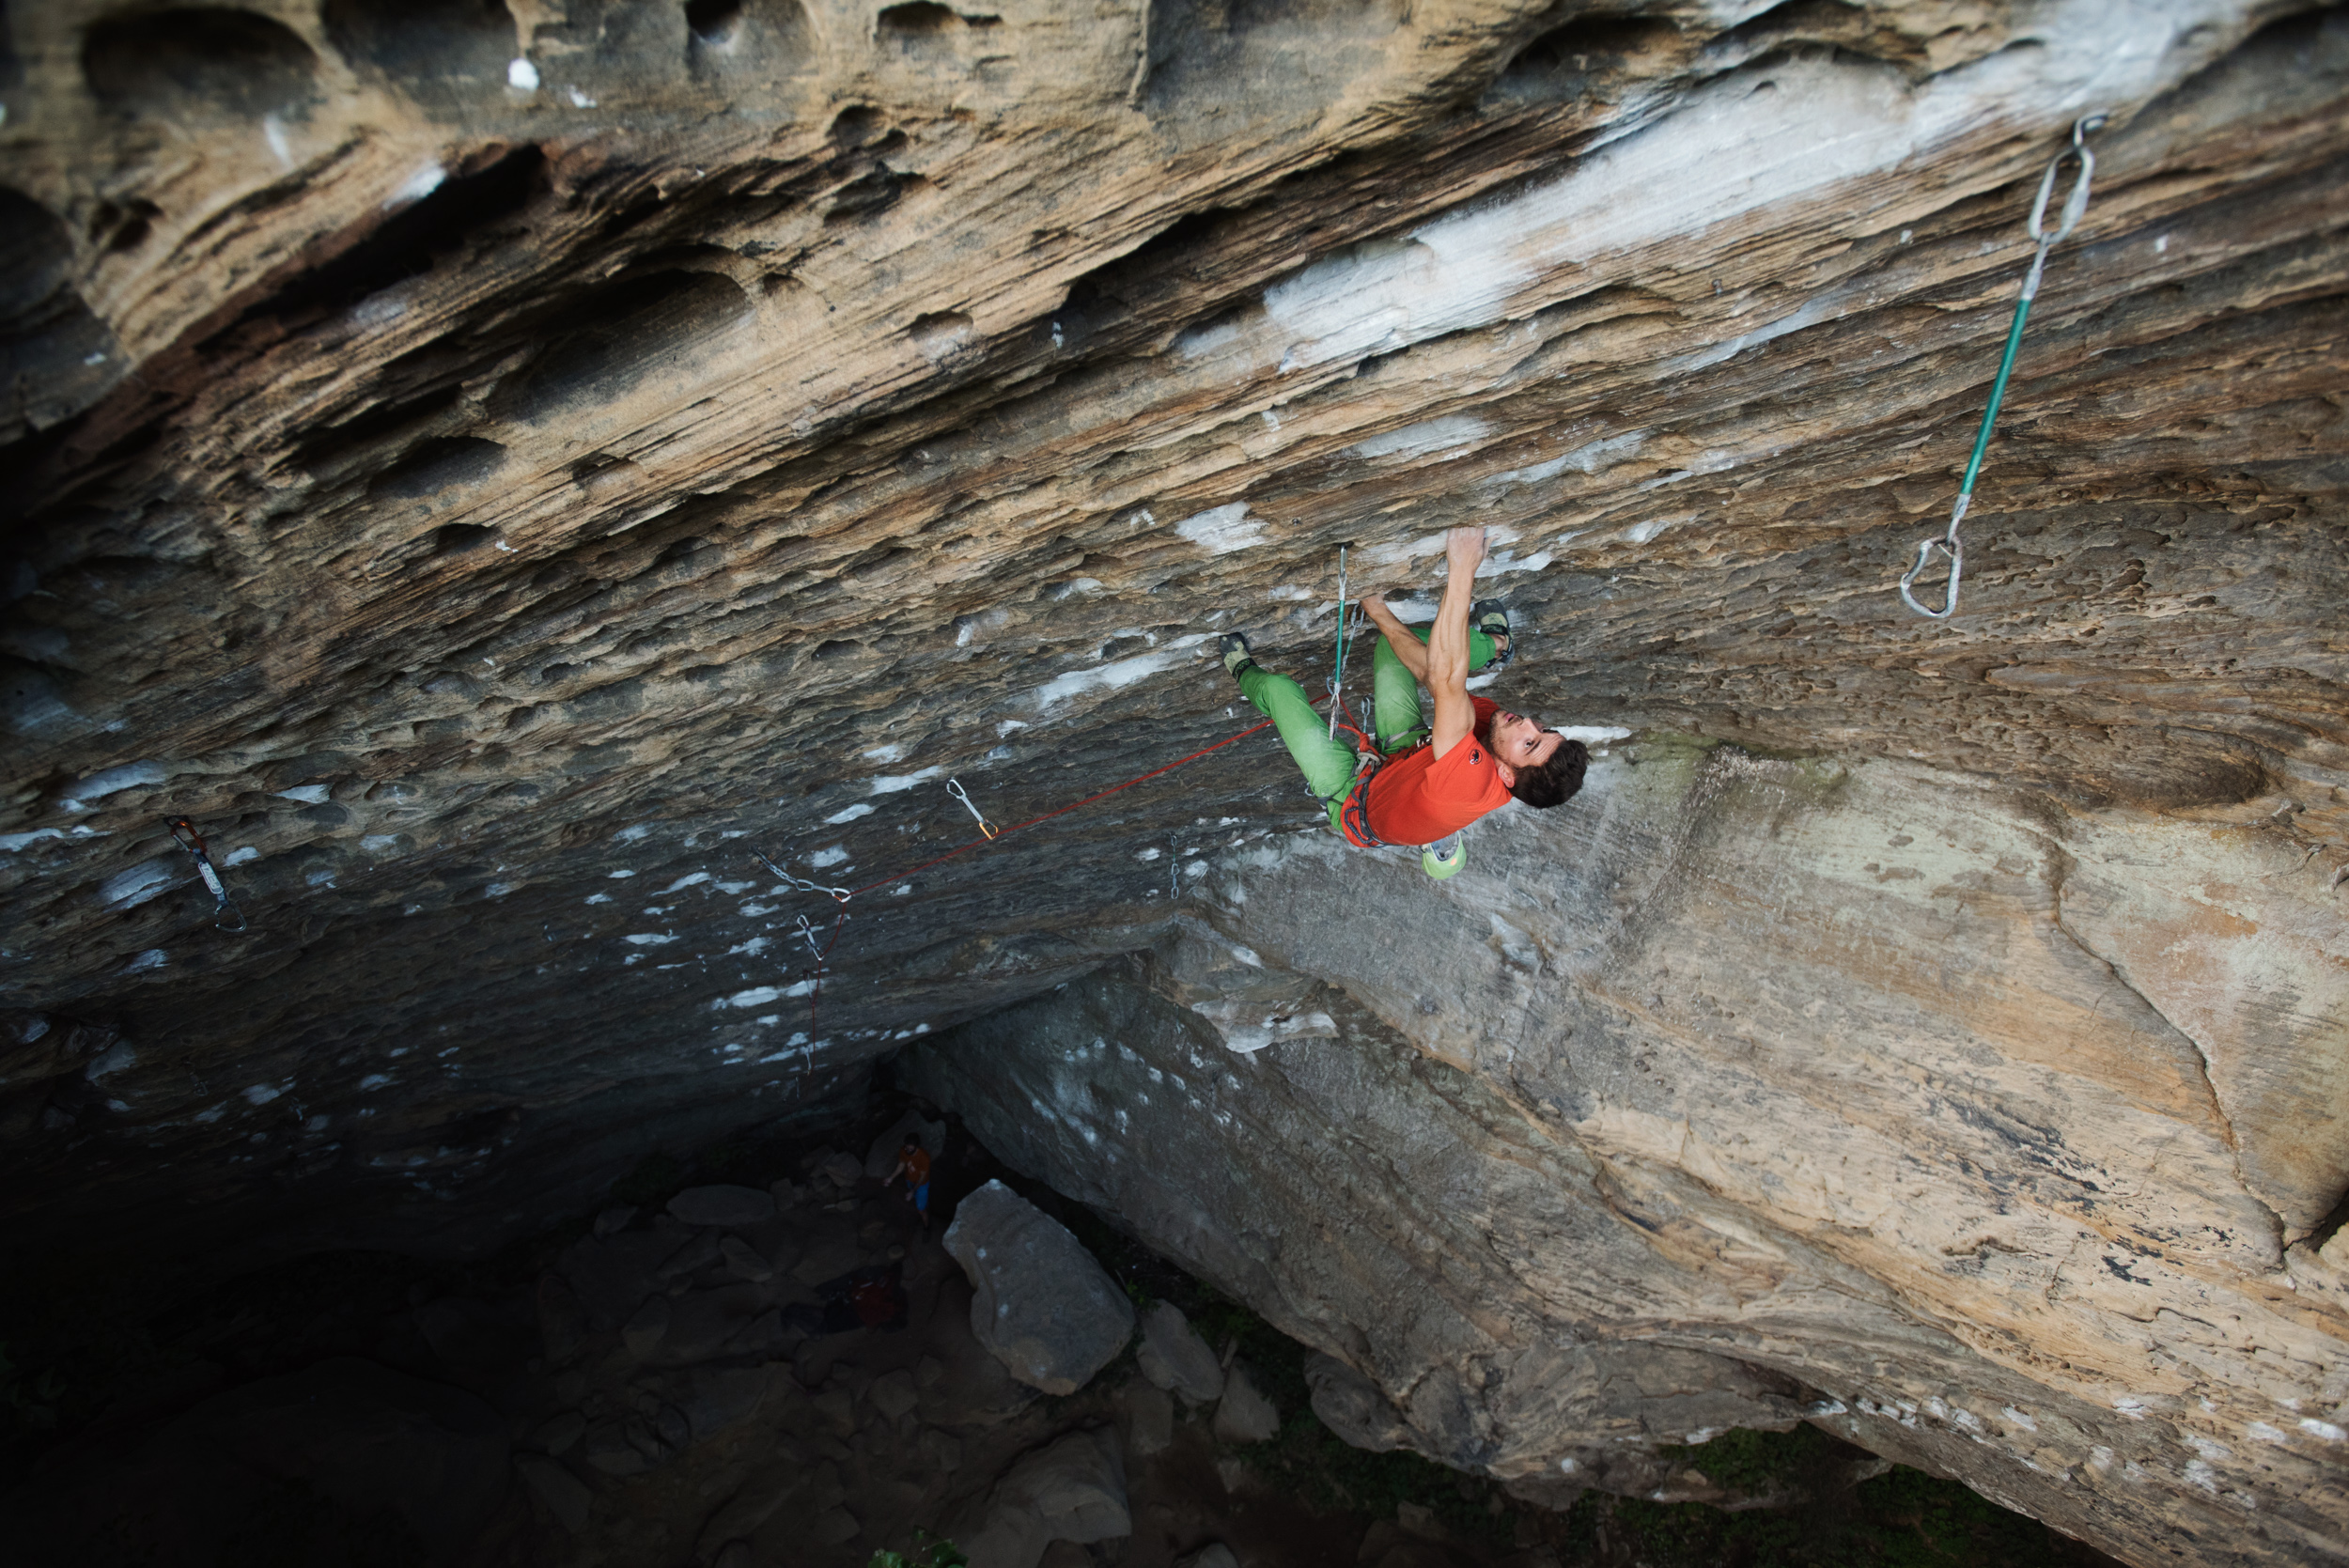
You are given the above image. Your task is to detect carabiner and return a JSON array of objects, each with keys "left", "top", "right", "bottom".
[
  {"left": 945, "top": 778, "right": 998, "bottom": 839},
  {"left": 794, "top": 913, "right": 828, "bottom": 960},
  {"left": 163, "top": 815, "right": 249, "bottom": 931},
  {"left": 1898, "top": 533, "right": 1965, "bottom": 621},
  {"left": 2028, "top": 116, "right": 2105, "bottom": 249}
]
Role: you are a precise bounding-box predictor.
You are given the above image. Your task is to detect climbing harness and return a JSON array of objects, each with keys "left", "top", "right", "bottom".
[
  {"left": 751, "top": 849, "right": 851, "bottom": 903},
  {"left": 945, "top": 777, "right": 998, "bottom": 839},
  {"left": 1901, "top": 114, "right": 2105, "bottom": 621},
  {"left": 163, "top": 816, "right": 248, "bottom": 931}
]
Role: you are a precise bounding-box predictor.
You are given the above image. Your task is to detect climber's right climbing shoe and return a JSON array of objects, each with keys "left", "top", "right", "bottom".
[{"left": 1219, "top": 632, "right": 1255, "bottom": 679}]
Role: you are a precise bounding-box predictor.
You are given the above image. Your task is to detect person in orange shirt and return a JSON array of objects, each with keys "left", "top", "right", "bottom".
[
  {"left": 1221, "top": 526, "right": 1586, "bottom": 874},
  {"left": 886, "top": 1136, "right": 933, "bottom": 1232}
]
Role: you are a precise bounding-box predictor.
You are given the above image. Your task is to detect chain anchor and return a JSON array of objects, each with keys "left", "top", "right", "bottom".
[{"left": 751, "top": 850, "right": 851, "bottom": 902}]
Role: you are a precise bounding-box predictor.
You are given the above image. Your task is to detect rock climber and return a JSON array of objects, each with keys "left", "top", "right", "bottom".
[
  {"left": 1220, "top": 525, "right": 1586, "bottom": 876},
  {"left": 885, "top": 1135, "right": 932, "bottom": 1233}
]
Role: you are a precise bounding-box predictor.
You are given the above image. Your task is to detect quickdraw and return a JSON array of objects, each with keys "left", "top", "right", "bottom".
[
  {"left": 163, "top": 816, "right": 248, "bottom": 931},
  {"left": 1326, "top": 543, "right": 1355, "bottom": 740},
  {"left": 945, "top": 777, "right": 997, "bottom": 839},
  {"left": 1902, "top": 114, "right": 2105, "bottom": 620}
]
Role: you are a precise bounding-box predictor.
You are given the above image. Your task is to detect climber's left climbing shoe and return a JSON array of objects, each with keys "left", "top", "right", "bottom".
[
  {"left": 1422, "top": 835, "right": 1466, "bottom": 879},
  {"left": 1470, "top": 599, "right": 1512, "bottom": 672}
]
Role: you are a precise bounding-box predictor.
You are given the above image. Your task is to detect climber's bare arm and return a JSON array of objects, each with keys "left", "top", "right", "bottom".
[
  {"left": 1361, "top": 594, "right": 1430, "bottom": 684},
  {"left": 1426, "top": 528, "right": 1483, "bottom": 760}
]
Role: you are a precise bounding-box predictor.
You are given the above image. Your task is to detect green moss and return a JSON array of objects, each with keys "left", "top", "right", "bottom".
[{"left": 1659, "top": 1423, "right": 1843, "bottom": 1497}]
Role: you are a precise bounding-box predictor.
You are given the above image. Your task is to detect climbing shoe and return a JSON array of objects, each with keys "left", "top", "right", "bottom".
[
  {"left": 1422, "top": 834, "right": 1466, "bottom": 880},
  {"left": 1219, "top": 632, "right": 1256, "bottom": 679},
  {"left": 1470, "top": 600, "right": 1513, "bottom": 672}
]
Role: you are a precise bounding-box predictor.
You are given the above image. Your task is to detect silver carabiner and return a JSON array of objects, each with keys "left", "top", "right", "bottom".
[
  {"left": 794, "top": 913, "right": 827, "bottom": 959},
  {"left": 2028, "top": 115, "right": 2104, "bottom": 248},
  {"left": 945, "top": 778, "right": 997, "bottom": 839},
  {"left": 1898, "top": 533, "right": 1965, "bottom": 621}
]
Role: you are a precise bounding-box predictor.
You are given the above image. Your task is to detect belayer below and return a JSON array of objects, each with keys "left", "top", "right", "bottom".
[{"left": 1221, "top": 525, "right": 1587, "bottom": 877}]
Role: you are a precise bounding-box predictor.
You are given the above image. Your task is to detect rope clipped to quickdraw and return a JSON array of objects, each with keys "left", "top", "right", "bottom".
[
  {"left": 1326, "top": 543, "right": 1353, "bottom": 740},
  {"left": 794, "top": 910, "right": 848, "bottom": 1028},
  {"left": 1901, "top": 114, "right": 2105, "bottom": 621},
  {"left": 164, "top": 816, "right": 248, "bottom": 931}
]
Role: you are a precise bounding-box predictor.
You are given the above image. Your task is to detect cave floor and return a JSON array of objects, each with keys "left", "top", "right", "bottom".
[{"left": 0, "top": 1094, "right": 2130, "bottom": 1568}]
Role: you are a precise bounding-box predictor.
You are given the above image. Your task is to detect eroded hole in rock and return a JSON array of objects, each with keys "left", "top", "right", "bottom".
[
  {"left": 685, "top": 0, "right": 744, "bottom": 43},
  {"left": 907, "top": 309, "right": 973, "bottom": 358},
  {"left": 1484, "top": 12, "right": 1686, "bottom": 103},
  {"left": 368, "top": 436, "right": 510, "bottom": 502},
  {"left": 830, "top": 102, "right": 891, "bottom": 146},
  {"left": 245, "top": 144, "right": 547, "bottom": 330},
  {"left": 0, "top": 189, "right": 123, "bottom": 442},
  {"left": 494, "top": 271, "right": 756, "bottom": 425},
  {"left": 429, "top": 522, "right": 498, "bottom": 556},
  {"left": 81, "top": 7, "right": 320, "bottom": 119},
  {"left": 320, "top": 0, "right": 516, "bottom": 100},
  {"left": 876, "top": 0, "right": 995, "bottom": 54},
  {"left": 1144, "top": 0, "right": 1403, "bottom": 106},
  {"left": 684, "top": 0, "right": 816, "bottom": 74}
]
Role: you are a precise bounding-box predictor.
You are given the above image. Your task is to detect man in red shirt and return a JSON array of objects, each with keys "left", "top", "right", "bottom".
[{"left": 1221, "top": 526, "right": 1586, "bottom": 874}]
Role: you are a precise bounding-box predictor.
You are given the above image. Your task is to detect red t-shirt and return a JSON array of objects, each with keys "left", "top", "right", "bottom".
[{"left": 1354, "top": 699, "right": 1511, "bottom": 846}]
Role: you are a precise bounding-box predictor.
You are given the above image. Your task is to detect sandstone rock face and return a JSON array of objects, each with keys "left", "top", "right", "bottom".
[
  {"left": 1, "top": 0, "right": 2344, "bottom": 1562},
  {"left": 1212, "top": 1362, "right": 1283, "bottom": 1443},
  {"left": 944, "top": 1179, "right": 1138, "bottom": 1394},
  {"left": 903, "top": 736, "right": 2349, "bottom": 1567}
]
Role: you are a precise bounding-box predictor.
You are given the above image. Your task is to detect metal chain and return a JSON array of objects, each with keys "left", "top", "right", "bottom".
[{"left": 1901, "top": 114, "right": 2105, "bottom": 620}]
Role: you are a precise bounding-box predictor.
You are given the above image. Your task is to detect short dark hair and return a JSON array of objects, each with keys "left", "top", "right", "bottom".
[{"left": 1509, "top": 734, "right": 1587, "bottom": 809}]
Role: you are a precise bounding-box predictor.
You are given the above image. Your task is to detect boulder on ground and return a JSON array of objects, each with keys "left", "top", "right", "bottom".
[
  {"left": 1174, "top": 1545, "right": 1241, "bottom": 1568},
  {"left": 669, "top": 1184, "right": 776, "bottom": 1228},
  {"left": 864, "top": 1107, "right": 949, "bottom": 1177},
  {"left": 816, "top": 1150, "right": 863, "bottom": 1188},
  {"left": 961, "top": 1426, "right": 1130, "bottom": 1568},
  {"left": 942, "top": 1180, "right": 1134, "bottom": 1395},
  {"left": 1213, "top": 1363, "right": 1280, "bottom": 1443},
  {"left": 1136, "top": 1301, "right": 1223, "bottom": 1403},
  {"left": 1304, "top": 1353, "right": 1409, "bottom": 1452},
  {"left": 1123, "top": 1381, "right": 1174, "bottom": 1456}
]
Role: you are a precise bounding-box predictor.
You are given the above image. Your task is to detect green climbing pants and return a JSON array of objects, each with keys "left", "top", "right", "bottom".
[{"left": 1236, "top": 627, "right": 1502, "bottom": 831}]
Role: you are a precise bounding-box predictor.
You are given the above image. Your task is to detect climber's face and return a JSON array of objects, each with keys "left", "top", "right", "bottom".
[{"left": 1488, "top": 710, "right": 1563, "bottom": 785}]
